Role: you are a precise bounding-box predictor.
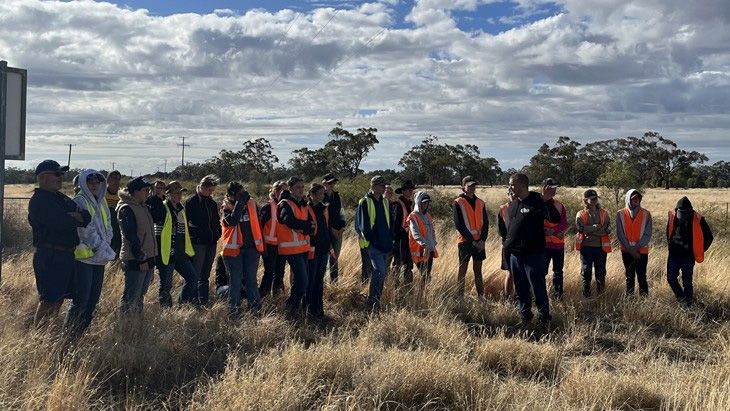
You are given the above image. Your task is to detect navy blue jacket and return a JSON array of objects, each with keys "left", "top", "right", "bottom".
[
  {"left": 357, "top": 192, "right": 394, "bottom": 254},
  {"left": 28, "top": 188, "right": 91, "bottom": 249}
]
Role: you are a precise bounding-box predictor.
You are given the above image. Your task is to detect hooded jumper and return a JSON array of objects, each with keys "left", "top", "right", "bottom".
[
  {"left": 668, "top": 196, "right": 714, "bottom": 258},
  {"left": 74, "top": 169, "right": 116, "bottom": 265},
  {"left": 409, "top": 191, "right": 437, "bottom": 252},
  {"left": 615, "top": 189, "right": 652, "bottom": 251}
]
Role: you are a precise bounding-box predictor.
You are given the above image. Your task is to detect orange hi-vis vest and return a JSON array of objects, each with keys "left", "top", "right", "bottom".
[
  {"left": 618, "top": 207, "right": 651, "bottom": 254},
  {"left": 277, "top": 198, "right": 311, "bottom": 255},
  {"left": 575, "top": 208, "right": 612, "bottom": 252},
  {"left": 306, "top": 204, "right": 329, "bottom": 259},
  {"left": 262, "top": 199, "right": 279, "bottom": 246},
  {"left": 407, "top": 212, "right": 439, "bottom": 263},
  {"left": 499, "top": 203, "right": 511, "bottom": 228},
  {"left": 455, "top": 196, "right": 485, "bottom": 243},
  {"left": 221, "top": 199, "right": 264, "bottom": 256},
  {"left": 544, "top": 200, "right": 566, "bottom": 247},
  {"left": 667, "top": 211, "right": 705, "bottom": 263},
  {"left": 396, "top": 199, "right": 409, "bottom": 229}
]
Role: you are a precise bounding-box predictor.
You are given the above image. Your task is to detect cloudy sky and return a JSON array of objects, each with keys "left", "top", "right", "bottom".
[{"left": 1, "top": 0, "right": 729, "bottom": 175}]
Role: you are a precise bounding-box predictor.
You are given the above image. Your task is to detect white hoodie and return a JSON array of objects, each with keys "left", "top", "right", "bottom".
[
  {"left": 74, "top": 169, "right": 116, "bottom": 265},
  {"left": 408, "top": 191, "right": 437, "bottom": 252}
]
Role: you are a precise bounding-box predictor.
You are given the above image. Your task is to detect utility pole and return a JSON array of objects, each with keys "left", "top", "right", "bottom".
[
  {"left": 111, "top": 162, "right": 115, "bottom": 171},
  {"left": 164, "top": 159, "right": 167, "bottom": 173},
  {"left": 66, "top": 143, "right": 76, "bottom": 168},
  {"left": 178, "top": 136, "right": 191, "bottom": 166}
]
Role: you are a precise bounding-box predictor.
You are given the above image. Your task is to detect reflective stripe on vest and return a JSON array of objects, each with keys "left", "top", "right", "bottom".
[
  {"left": 407, "top": 212, "right": 439, "bottom": 263},
  {"left": 160, "top": 201, "right": 195, "bottom": 266},
  {"left": 221, "top": 199, "right": 264, "bottom": 256},
  {"left": 358, "top": 196, "right": 390, "bottom": 249},
  {"left": 544, "top": 200, "right": 565, "bottom": 247},
  {"left": 667, "top": 211, "right": 705, "bottom": 263},
  {"left": 307, "top": 205, "right": 329, "bottom": 259},
  {"left": 618, "top": 207, "right": 650, "bottom": 254},
  {"left": 277, "top": 199, "right": 310, "bottom": 255},
  {"left": 455, "top": 196, "right": 484, "bottom": 243},
  {"left": 575, "top": 208, "right": 612, "bottom": 252},
  {"left": 263, "top": 199, "right": 278, "bottom": 245}
]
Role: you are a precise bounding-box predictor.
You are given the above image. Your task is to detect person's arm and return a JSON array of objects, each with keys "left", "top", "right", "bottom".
[
  {"left": 479, "top": 205, "right": 489, "bottom": 242},
  {"left": 393, "top": 202, "right": 405, "bottom": 237},
  {"left": 74, "top": 197, "right": 105, "bottom": 250},
  {"left": 358, "top": 200, "right": 373, "bottom": 242},
  {"left": 497, "top": 210, "right": 507, "bottom": 241},
  {"left": 148, "top": 199, "right": 166, "bottom": 224},
  {"left": 615, "top": 211, "right": 629, "bottom": 247},
  {"left": 211, "top": 199, "right": 222, "bottom": 240},
  {"left": 278, "top": 201, "right": 313, "bottom": 233},
  {"left": 595, "top": 213, "right": 611, "bottom": 236},
  {"left": 700, "top": 217, "right": 714, "bottom": 251},
  {"left": 409, "top": 216, "right": 427, "bottom": 247},
  {"left": 554, "top": 204, "right": 569, "bottom": 236},
  {"left": 453, "top": 201, "right": 474, "bottom": 241},
  {"left": 576, "top": 212, "right": 590, "bottom": 234},
  {"left": 638, "top": 212, "right": 652, "bottom": 248},
  {"left": 119, "top": 206, "right": 144, "bottom": 260},
  {"left": 222, "top": 200, "right": 244, "bottom": 227},
  {"left": 259, "top": 203, "right": 272, "bottom": 227},
  {"left": 183, "top": 197, "right": 201, "bottom": 227},
  {"left": 330, "top": 193, "right": 346, "bottom": 230},
  {"left": 29, "top": 195, "right": 84, "bottom": 231}
]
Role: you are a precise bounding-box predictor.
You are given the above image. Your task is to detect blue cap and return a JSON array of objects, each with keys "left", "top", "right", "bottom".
[
  {"left": 35, "top": 160, "right": 69, "bottom": 176},
  {"left": 126, "top": 176, "right": 153, "bottom": 193}
]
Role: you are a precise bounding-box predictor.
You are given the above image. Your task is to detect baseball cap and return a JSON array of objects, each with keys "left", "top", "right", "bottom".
[
  {"left": 461, "top": 176, "right": 477, "bottom": 187},
  {"left": 583, "top": 189, "right": 599, "bottom": 199},
  {"left": 126, "top": 176, "right": 153, "bottom": 193},
  {"left": 166, "top": 181, "right": 188, "bottom": 194},
  {"left": 35, "top": 159, "right": 69, "bottom": 177},
  {"left": 322, "top": 173, "right": 339, "bottom": 184},
  {"left": 370, "top": 175, "right": 388, "bottom": 186},
  {"left": 542, "top": 178, "right": 560, "bottom": 188}
]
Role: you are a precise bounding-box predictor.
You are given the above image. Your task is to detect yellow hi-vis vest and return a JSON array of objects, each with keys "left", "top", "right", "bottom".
[
  {"left": 74, "top": 194, "right": 110, "bottom": 260},
  {"left": 160, "top": 201, "right": 195, "bottom": 266},
  {"left": 358, "top": 196, "right": 390, "bottom": 249}
]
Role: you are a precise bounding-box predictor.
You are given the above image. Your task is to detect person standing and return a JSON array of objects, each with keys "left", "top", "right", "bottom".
[
  {"left": 407, "top": 191, "right": 438, "bottom": 300},
  {"left": 666, "top": 196, "right": 714, "bottom": 306},
  {"left": 185, "top": 175, "right": 222, "bottom": 305},
  {"left": 322, "top": 173, "right": 346, "bottom": 283},
  {"left": 105, "top": 170, "right": 123, "bottom": 258},
  {"left": 393, "top": 180, "right": 416, "bottom": 286},
  {"left": 505, "top": 173, "right": 550, "bottom": 323},
  {"left": 575, "top": 189, "right": 612, "bottom": 298},
  {"left": 356, "top": 176, "right": 394, "bottom": 311},
  {"left": 306, "top": 183, "right": 333, "bottom": 319},
  {"left": 541, "top": 178, "right": 568, "bottom": 299},
  {"left": 278, "top": 176, "right": 314, "bottom": 316},
  {"left": 28, "top": 160, "right": 91, "bottom": 326},
  {"left": 117, "top": 177, "right": 157, "bottom": 315},
  {"left": 616, "top": 189, "right": 652, "bottom": 295},
  {"left": 259, "top": 180, "right": 288, "bottom": 297},
  {"left": 497, "top": 188, "right": 516, "bottom": 300},
  {"left": 66, "top": 170, "right": 116, "bottom": 334},
  {"left": 221, "top": 182, "right": 264, "bottom": 315},
  {"left": 453, "top": 176, "right": 489, "bottom": 301}
]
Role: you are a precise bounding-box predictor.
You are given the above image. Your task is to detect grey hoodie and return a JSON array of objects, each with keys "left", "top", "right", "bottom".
[
  {"left": 74, "top": 169, "right": 116, "bottom": 265},
  {"left": 615, "top": 188, "right": 652, "bottom": 250},
  {"left": 408, "top": 191, "right": 437, "bottom": 252}
]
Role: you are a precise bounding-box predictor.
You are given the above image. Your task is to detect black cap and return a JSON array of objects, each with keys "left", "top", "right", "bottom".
[
  {"left": 322, "top": 173, "right": 338, "bottom": 184},
  {"left": 542, "top": 178, "right": 560, "bottom": 188},
  {"left": 35, "top": 159, "right": 69, "bottom": 176},
  {"left": 370, "top": 175, "right": 388, "bottom": 186},
  {"left": 583, "top": 189, "right": 599, "bottom": 199},
  {"left": 420, "top": 193, "right": 432, "bottom": 202},
  {"left": 395, "top": 180, "right": 416, "bottom": 194},
  {"left": 126, "top": 176, "right": 153, "bottom": 193},
  {"left": 461, "top": 176, "right": 477, "bottom": 187}
]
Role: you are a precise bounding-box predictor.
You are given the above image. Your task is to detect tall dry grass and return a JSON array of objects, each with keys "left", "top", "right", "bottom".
[{"left": 0, "top": 187, "right": 728, "bottom": 409}]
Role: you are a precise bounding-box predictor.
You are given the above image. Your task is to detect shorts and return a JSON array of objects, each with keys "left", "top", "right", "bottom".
[
  {"left": 33, "top": 247, "right": 75, "bottom": 303},
  {"left": 458, "top": 241, "right": 486, "bottom": 264}
]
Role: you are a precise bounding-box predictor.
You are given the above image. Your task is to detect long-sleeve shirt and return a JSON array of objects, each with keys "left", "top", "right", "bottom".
[
  {"left": 356, "top": 192, "right": 394, "bottom": 253},
  {"left": 504, "top": 191, "right": 546, "bottom": 256},
  {"left": 393, "top": 196, "right": 414, "bottom": 239},
  {"left": 309, "top": 202, "right": 332, "bottom": 254},
  {"left": 453, "top": 194, "right": 489, "bottom": 242},
  {"left": 278, "top": 196, "right": 314, "bottom": 235},
  {"left": 576, "top": 208, "right": 611, "bottom": 248},
  {"left": 223, "top": 198, "right": 260, "bottom": 250},
  {"left": 324, "top": 191, "right": 346, "bottom": 231},
  {"left": 668, "top": 213, "right": 714, "bottom": 258},
  {"left": 28, "top": 188, "right": 91, "bottom": 248},
  {"left": 544, "top": 199, "right": 568, "bottom": 251},
  {"left": 615, "top": 207, "right": 653, "bottom": 250},
  {"left": 409, "top": 212, "right": 436, "bottom": 251},
  {"left": 185, "top": 192, "right": 222, "bottom": 245}
]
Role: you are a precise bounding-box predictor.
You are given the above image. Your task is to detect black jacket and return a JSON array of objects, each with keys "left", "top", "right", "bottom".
[
  {"left": 28, "top": 188, "right": 91, "bottom": 248},
  {"left": 393, "top": 195, "right": 414, "bottom": 239},
  {"left": 185, "top": 193, "right": 222, "bottom": 245},
  {"left": 667, "top": 213, "right": 714, "bottom": 258},
  {"left": 309, "top": 202, "right": 332, "bottom": 255},
  {"left": 324, "top": 191, "right": 346, "bottom": 230},
  {"left": 504, "top": 191, "right": 546, "bottom": 256},
  {"left": 278, "top": 196, "right": 314, "bottom": 235},
  {"left": 357, "top": 193, "right": 394, "bottom": 253},
  {"left": 453, "top": 194, "right": 489, "bottom": 242}
]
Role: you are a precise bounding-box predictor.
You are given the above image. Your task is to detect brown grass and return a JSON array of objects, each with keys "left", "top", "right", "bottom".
[{"left": 0, "top": 187, "right": 727, "bottom": 409}]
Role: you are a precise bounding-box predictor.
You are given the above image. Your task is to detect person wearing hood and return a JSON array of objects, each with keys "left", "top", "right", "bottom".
[
  {"left": 497, "top": 187, "right": 517, "bottom": 300},
  {"left": 575, "top": 189, "right": 612, "bottom": 298},
  {"left": 149, "top": 181, "right": 199, "bottom": 307},
  {"left": 616, "top": 189, "right": 652, "bottom": 295},
  {"left": 221, "top": 182, "right": 264, "bottom": 315},
  {"left": 666, "top": 196, "right": 714, "bottom": 306},
  {"left": 542, "top": 178, "right": 569, "bottom": 299},
  {"left": 407, "top": 191, "right": 438, "bottom": 299},
  {"left": 65, "top": 170, "right": 116, "bottom": 334},
  {"left": 185, "top": 175, "right": 222, "bottom": 306},
  {"left": 393, "top": 180, "right": 416, "bottom": 287},
  {"left": 505, "top": 173, "right": 551, "bottom": 323},
  {"left": 28, "top": 160, "right": 92, "bottom": 326},
  {"left": 259, "top": 180, "right": 288, "bottom": 298},
  {"left": 117, "top": 177, "right": 158, "bottom": 314},
  {"left": 305, "top": 183, "right": 334, "bottom": 319},
  {"left": 453, "top": 176, "right": 489, "bottom": 301}
]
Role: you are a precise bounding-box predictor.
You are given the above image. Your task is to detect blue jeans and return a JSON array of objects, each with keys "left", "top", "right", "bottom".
[
  {"left": 307, "top": 252, "right": 329, "bottom": 317},
  {"left": 544, "top": 248, "right": 565, "bottom": 296},
  {"left": 120, "top": 267, "right": 153, "bottom": 314},
  {"left": 66, "top": 262, "right": 104, "bottom": 333},
  {"left": 367, "top": 247, "right": 389, "bottom": 309},
  {"left": 223, "top": 248, "right": 261, "bottom": 313},
  {"left": 580, "top": 246, "right": 607, "bottom": 297},
  {"left": 285, "top": 252, "right": 309, "bottom": 314},
  {"left": 667, "top": 255, "right": 695, "bottom": 305},
  {"left": 192, "top": 244, "right": 217, "bottom": 305},
  {"left": 158, "top": 257, "right": 199, "bottom": 307},
  {"left": 510, "top": 252, "right": 550, "bottom": 321}
]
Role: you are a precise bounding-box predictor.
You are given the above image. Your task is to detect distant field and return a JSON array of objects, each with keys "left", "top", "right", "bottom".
[{"left": 0, "top": 185, "right": 728, "bottom": 409}]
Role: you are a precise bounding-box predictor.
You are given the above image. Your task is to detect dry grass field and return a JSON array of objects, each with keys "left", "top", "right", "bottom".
[{"left": 0, "top": 185, "right": 728, "bottom": 409}]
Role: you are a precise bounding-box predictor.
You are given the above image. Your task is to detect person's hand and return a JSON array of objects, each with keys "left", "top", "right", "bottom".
[
  {"left": 545, "top": 227, "right": 555, "bottom": 236},
  {"left": 331, "top": 228, "right": 343, "bottom": 240},
  {"left": 329, "top": 248, "right": 337, "bottom": 259},
  {"left": 237, "top": 190, "right": 250, "bottom": 204},
  {"left": 68, "top": 211, "right": 84, "bottom": 223}
]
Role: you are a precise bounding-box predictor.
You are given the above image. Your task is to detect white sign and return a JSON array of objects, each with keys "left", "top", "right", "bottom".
[{"left": 3, "top": 66, "right": 26, "bottom": 160}]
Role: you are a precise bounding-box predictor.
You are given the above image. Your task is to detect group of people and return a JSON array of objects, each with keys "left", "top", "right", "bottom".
[{"left": 27, "top": 159, "right": 715, "bottom": 333}]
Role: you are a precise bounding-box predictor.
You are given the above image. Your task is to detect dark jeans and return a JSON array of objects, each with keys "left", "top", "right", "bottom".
[
  {"left": 511, "top": 252, "right": 550, "bottom": 321},
  {"left": 66, "top": 262, "right": 104, "bottom": 333},
  {"left": 328, "top": 235, "right": 342, "bottom": 283},
  {"left": 360, "top": 247, "right": 372, "bottom": 283},
  {"left": 119, "top": 268, "right": 153, "bottom": 314},
  {"left": 223, "top": 248, "right": 261, "bottom": 313},
  {"left": 33, "top": 247, "right": 75, "bottom": 303},
  {"left": 260, "top": 244, "right": 286, "bottom": 297},
  {"left": 158, "top": 257, "right": 199, "bottom": 307},
  {"left": 306, "top": 252, "right": 329, "bottom": 317},
  {"left": 580, "top": 246, "right": 607, "bottom": 297},
  {"left": 622, "top": 252, "right": 649, "bottom": 295},
  {"left": 192, "top": 244, "right": 217, "bottom": 305},
  {"left": 367, "top": 247, "right": 389, "bottom": 310},
  {"left": 285, "top": 252, "right": 309, "bottom": 314},
  {"left": 394, "top": 235, "right": 413, "bottom": 284},
  {"left": 667, "top": 254, "right": 695, "bottom": 305},
  {"left": 544, "top": 248, "right": 564, "bottom": 296},
  {"left": 417, "top": 254, "right": 434, "bottom": 283}
]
